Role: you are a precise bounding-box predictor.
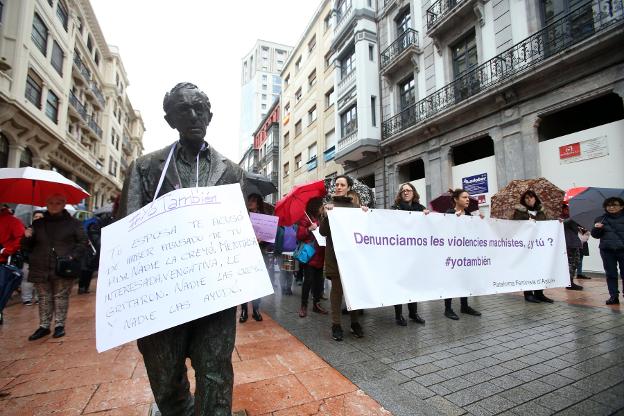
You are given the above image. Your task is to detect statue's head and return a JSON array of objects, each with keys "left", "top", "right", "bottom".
[{"left": 163, "top": 82, "right": 213, "bottom": 141}]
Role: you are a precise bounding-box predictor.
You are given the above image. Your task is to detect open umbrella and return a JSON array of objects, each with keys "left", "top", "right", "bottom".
[
  {"left": 274, "top": 180, "right": 326, "bottom": 226},
  {"left": 568, "top": 187, "right": 624, "bottom": 230},
  {"left": 490, "top": 178, "right": 564, "bottom": 220},
  {"left": 93, "top": 203, "right": 114, "bottom": 215},
  {"left": 430, "top": 192, "right": 479, "bottom": 213},
  {"left": 323, "top": 176, "right": 376, "bottom": 208},
  {"left": 245, "top": 172, "right": 278, "bottom": 197},
  {"left": 0, "top": 167, "right": 89, "bottom": 205}
]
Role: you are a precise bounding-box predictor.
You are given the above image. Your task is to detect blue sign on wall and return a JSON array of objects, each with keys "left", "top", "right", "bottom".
[{"left": 462, "top": 173, "right": 488, "bottom": 194}]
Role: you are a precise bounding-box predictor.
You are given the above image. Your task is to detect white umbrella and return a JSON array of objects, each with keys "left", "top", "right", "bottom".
[{"left": 0, "top": 167, "right": 89, "bottom": 205}]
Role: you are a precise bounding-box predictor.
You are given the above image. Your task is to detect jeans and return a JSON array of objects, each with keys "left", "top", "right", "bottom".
[
  {"left": 576, "top": 254, "right": 584, "bottom": 276},
  {"left": 20, "top": 264, "right": 36, "bottom": 303},
  {"left": 600, "top": 248, "right": 624, "bottom": 296}
]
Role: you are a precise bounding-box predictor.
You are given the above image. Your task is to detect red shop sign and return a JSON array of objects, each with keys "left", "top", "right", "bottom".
[{"left": 559, "top": 143, "right": 581, "bottom": 159}]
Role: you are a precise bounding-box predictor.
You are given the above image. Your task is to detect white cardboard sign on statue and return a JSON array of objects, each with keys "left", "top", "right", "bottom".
[
  {"left": 95, "top": 184, "right": 274, "bottom": 352},
  {"left": 327, "top": 208, "right": 569, "bottom": 310}
]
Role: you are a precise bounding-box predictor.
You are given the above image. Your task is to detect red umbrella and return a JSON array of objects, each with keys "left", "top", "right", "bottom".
[
  {"left": 430, "top": 192, "right": 479, "bottom": 213},
  {"left": 0, "top": 167, "right": 89, "bottom": 205},
  {"left": 274, "top": 180, "right": 327, "bottom": 226},
  {"left": 563, "top": 186, "right": 589, "bottom": 203}
]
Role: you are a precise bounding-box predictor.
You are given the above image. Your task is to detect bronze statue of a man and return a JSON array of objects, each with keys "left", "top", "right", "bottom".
[{"left": 119, "top": 83, "right": 247, "bottom": 415}]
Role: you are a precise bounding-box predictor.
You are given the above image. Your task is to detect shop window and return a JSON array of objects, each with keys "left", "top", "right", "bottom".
[
  {"left": 20, "top": 147, "right": 33, "bottom": 167},
  {"left": 452, "top": 136, "right": 494, "bottom": 166},
  {"left": 0, "top": 133, "right": 8, "bottom": 168},
  {"left": 398, "top": 159, "right": 425, "bottom": 182}
]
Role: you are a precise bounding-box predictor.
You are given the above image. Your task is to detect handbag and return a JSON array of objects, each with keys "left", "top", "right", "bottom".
[
  {"left": 54, "top": 253, "right": 81, "bottom": 279},
  {"left": 293, "top": 241, "right": 316, "bottom": 264}
]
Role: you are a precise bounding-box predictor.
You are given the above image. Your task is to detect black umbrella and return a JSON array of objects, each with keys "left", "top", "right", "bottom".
[
  {"left": 568, "top": 187, "right": 624, "bottom": 230},
  {"left": 245, "top": 172, "right": 278, "bottom": 197}
]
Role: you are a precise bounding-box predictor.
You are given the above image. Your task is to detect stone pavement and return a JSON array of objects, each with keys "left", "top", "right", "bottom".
[
  {"left": 0, "top": 287, "right": 389, "bottom": 415},
  {"left": 262, "top": 274, "right": 624, "bottom": 416}
]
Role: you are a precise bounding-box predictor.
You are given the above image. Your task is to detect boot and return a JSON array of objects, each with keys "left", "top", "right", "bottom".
[
  {"left": 239, "top": 307, "right": 248, "bottom": 323},
  {"left": 252, "top": 309, "right": 263, "bottom": 322},
  {"left": 312, "top": 302, "right": 328, "bottom": 314},
  {"left": 566, "top": 282, "right": 583, "bottom": 291},
  {"left": 28, "top": 327, "right": 51, "bottom": 341}
]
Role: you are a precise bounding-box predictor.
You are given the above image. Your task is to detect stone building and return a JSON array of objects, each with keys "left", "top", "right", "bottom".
[
  {"left": 252, "top": 98, "right": 281, "bottom": 204},
  {"left": 280, "top": 0, "right": 343, "bottom": 195},
  {"left": 0, "top": 0, "right": 144, "bottom": 209}
]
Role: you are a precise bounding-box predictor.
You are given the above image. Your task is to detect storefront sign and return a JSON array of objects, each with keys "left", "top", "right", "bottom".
[
  {"left": 462, "top": 173, "right": 489, "bottom": 194},
  {"left": 559, "top": 136, "right": 608, "bottom": 164}
]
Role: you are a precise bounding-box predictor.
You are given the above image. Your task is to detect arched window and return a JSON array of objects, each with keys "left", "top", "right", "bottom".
[
  {"left": 0, "top": 133, "right": 8, "bottom": 168},
  {"left": 20, "top": 147, "right": 33, "bottom": 167}
]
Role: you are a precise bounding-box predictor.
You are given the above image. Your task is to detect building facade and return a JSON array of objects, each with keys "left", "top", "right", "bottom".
[
  {"left": 0, "top": 0, "right": 143, "bottom": 210},
  {"left": 239, "top": 40, "right": 293, "bottom": 158},
  {"left": 366, "top": 0, "right": 624, "bottom": 271},
  {"left": 252, "top": 99, "right": 280, "bottom": 204},
  {"left": 280, "top": 0, "right": 343, "bottom": 196},
  {"left": 331, "top": 0, "right": 381, "bottom": 194}
]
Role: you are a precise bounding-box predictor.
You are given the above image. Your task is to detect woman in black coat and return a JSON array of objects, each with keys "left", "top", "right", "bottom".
[
  {"left": 444, "top": 189, "right": 482, "bottom": 320},
  {"left": 511, "top": 190, "right": 554, "bottom": 303},
  {"left": 21, "top": 194, "right": 86, "bottom": 340},
  {"left": 390, "top": 182, "right": 427, "bottom": 326},
  {"left": 591, "top": 197, "right": 624, "bottom": 305}
]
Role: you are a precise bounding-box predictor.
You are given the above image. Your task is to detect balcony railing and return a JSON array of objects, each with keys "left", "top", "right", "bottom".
[
  {"left": 69, "top": 91, "right": 87, "bottom": 121},
  {"left": 383, "top": 0, "right": 623, "bottom": 139},
  {"left": 380, "top": 29, "right": 420, "bottom": 70},
  {"left": 336, "top": 129, "right": 358, "bottom": 153},
  {"left": 323, "top": 146, "right": 336, "bottom": 162},
  {"left": 73, "top": 55, "right": 91, "bottom": 81},
  {"left": 426, "top": 0, "right": 468, "bottom": 29},
  {"left": 91, "top": 82, "right": 105, "bottom": 106},
  {"left": 337, "top": 68, "right": 356, "bottom": 94},
  {"left": 335, "top": 6, "right": 354, "bottom": 34},
  {"left": 88, "top": 116, "right": 102, "bottom": 138}
]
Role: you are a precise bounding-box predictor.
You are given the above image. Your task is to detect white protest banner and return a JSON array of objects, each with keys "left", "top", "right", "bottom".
[
  {"left": 327, "top": 208, "right": 569, "bottom": 310},
  {"left": 96, "top": 184, "right": 274, "bottom": 352},
  {"left": 312, "top": 228, "right": 326, "bottom": 246},
  {"left": 249, "top": 212, "right": 279, "bottom": 243}
]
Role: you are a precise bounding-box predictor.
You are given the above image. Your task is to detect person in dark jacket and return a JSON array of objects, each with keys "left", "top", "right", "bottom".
[
  {"left": 444, "top": 188, "right": 482, "bottom": 320},
  {"left": 561, "top": 204, "right": 583, "bottom": 291},
  {"left": 390, "top": 182, "right": 427, "bottom": 326},
  {"left": 21, "top": 194, "right": 86, "bottom": 340},
  {"left": 297, "top": 197, "right": 327, "bottom": 317},
  {"left": 78, "top": 219, "right": 101, "bottom": 294},
  {"left": 320, "top": 175, "right": 366, "bottom": 341},
  {"left": 511, "top": 190, "right": 554, "bottom": 303},
  {"left": 591, "top": 197, "right": 624, "bottom": 305}
]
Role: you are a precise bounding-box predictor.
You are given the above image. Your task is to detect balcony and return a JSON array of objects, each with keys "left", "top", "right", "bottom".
[
  {"left": 306, "top": 156, "right": 318, "bottom": 171},
  {"left": 337, "top": 69, "right": 356, "bottom": 97},
  {"left": 426, "top": 0, "right": 470, "bottom": 32},
  {"left": 120, "top": 157, "right": 129, "bottom": 171},
  {"left": 334, "top": 129, "right": 380, "bottom": 164},
  {"left": 380, "top": 29, "right": 421, "bottom": 76},
  {"left": 88, "top": 116, "right": 102, "bottom": 139},
  {"left": 68, "top": 91, "right": 87, "bottom": 122},
  {"left": 122, "top": 135, "right": 132, "bottom": 155},
  {"left": 323, "top": 146, "right": 336, "bottom": 162},
  {"left": 335, "top": 6, "right": 354, "bottom": 37},
  {"left": 90, "top": 82, "right": 105, "bottom": 108},
  {"left": 382, "top": 0, "right": 624, "bottom": 140},
  {"left": 72, "top": 55, "right": 91, "bottom": 84}
]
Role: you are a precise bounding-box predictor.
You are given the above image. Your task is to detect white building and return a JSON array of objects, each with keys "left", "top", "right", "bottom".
[{"left": 239, "top": 40, "right": 292, "bottom": 158}]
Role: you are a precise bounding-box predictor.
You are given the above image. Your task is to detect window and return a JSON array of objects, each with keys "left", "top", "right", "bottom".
[
  {"left": 262, "top": 84, "right": 267, "bottom": 90},
  {"left": 399, "top": 76, "right": 415, "bottom": 109},
  {"left": 369, "top": 44, "right": 374, "bottom": 61},
  {"left": 325, "top": 129, "right": 337, "bottom": 149},
  {"left": 0, "top": 133, "right": 9, "bottom": 168},
  {"left": 371, "top": 96, "right": 376, "bottom": 127},
  {"left": 283, "top": 131, "right": 290, "bottom": 146},
  {"left": 20, "top": 147, "right": 33, "bottom": 168},
  {"left": 94, "top": 50, "right": 100, "bottom": 66},
  {"left": 45, "top": 90, "right": 59, "bottom": 123},
  {"left": 325, "top": 87, "right": 335, "bottom": 108},
  {"left": 295, "top": 56, "right": 302, "bottom": 72},
  {"left": 272, "top": 84, "right": 281, "bottom": 94},
  {"left": 308, "top": 105, "right": 317, "bottom": 125},
  {"left": 295, "top": 87, "right": 302, "bottom": 102},
  {"left": 272, "top": 75, "right": 280, "bottom": 85},
  {"left": 295, "top": 153, "right": 302, "bottom": 170},
  {"left": 340, "top": 47, "right": 355, "bottom": 79},
  {"left": 308, "top": 143, "right": 317, "bottom": 160},
  {"left": 284, "top": 102, "right": 290, "bottom": 113},
  {"left": 324, "top": 12, "right": 332, "bottom": 31},
  {"left": 337, "top": 0, "right": 352, "bottom": 21},
  {"left": 308, "top": 35, "right": 316, "bottom": 53},
  {"left": 283, "top": 162, "right": 290, "bottom": 177},
  {"left": 451, "top": 30, "right": 477, "bottom": 79},
  {"left": 262, "top": 74, "right": 268, "bottom": 81},
  {"left": 0, "top": 1, "right": 4, "bottom": 23},
  {"left": 262, "top": 94, "right": 267, "bottom": 100},
  {"left": 396, "top": 8, "right": 412, "bottom": 36},
  {"left": 324, "top": 52, "right": 332, "bottom": 69},
  {"left": 56, "top": 0, "right": 69, "bottom": 31},
  {"left": 261, "top": 104, "right": 267, "bottom": 110},
  {"left": 32, "top": 13, "right": 48, "bottom": 55},
  {"left": 25, "top": 72, "right": 43, "bottom": 108},
  {"left": 51, "top": 41, "right": 63, "bottom": 76},
  {"left": 295, "top": 119, "right": 302, "bottom": 136},
  {"left": 284, "top": 74, "right": 290, "bottom": 87},
  {"left": 308, "top": 69, "right": 317, "bottom": 88},
  {"left": 87, "top": 35, "right": 93, "bottom": 52},
  {"left": 340, "top": 105, "right": 357, "bottom": 137}
]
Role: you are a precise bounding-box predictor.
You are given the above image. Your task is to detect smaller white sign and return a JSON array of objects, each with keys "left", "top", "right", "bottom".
[{"left": 560, "top": 136, "right": 609, "bottom": 165}]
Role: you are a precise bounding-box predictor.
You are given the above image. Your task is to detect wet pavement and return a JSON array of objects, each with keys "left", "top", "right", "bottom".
[{"left": 262, "top": 274, "right": 624, "bottom": 416}]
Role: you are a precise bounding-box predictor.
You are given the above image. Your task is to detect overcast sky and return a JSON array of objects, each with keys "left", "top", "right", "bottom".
[{"left": 90, "top": 0, "right": 322, "bottom": 162}]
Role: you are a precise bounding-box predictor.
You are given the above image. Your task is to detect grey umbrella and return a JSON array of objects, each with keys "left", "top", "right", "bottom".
[
  {"left": 245, "top": 172, "right": 278, "bottom": 197},
  {"left": 569, "top": 187, "right": 624, "bottom": 229}
]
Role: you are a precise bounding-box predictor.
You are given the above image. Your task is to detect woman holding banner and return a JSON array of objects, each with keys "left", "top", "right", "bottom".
[
  {"left": 320, "top": 175, "right": 366, "bottom": 341},
  {"left": 296, "top": 198, "right": 327, "bottom": 318},
  {"left": 390, "top": 183, "right": 427, "bottom": 326},
  {"left": 444, "top": 189, "right": 482, "bottom": 320},
  {"left": 511, "top": 190, "right": 555, "bottom": 303},
  {"left": 239, "top": 193, "right": 269, "bottom": 323}
]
